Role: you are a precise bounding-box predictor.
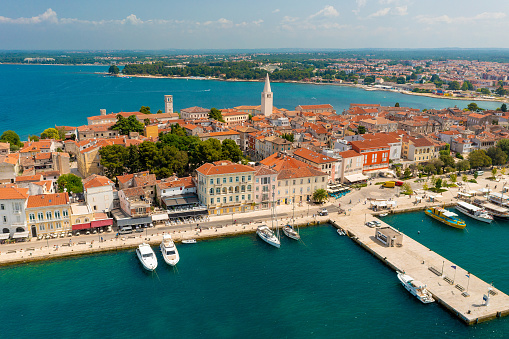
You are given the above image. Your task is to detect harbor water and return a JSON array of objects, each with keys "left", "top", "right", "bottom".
[
  {"left": 1, "top": 219, "right": 507, "bottom": 338},
  {"left": 0, "top": 64, "right": 501, "bottom": 138}
]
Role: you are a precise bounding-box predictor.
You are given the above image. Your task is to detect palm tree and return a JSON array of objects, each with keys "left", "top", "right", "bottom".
[{"left": 313, "top": 188, "right": 328, "bottom": 204}]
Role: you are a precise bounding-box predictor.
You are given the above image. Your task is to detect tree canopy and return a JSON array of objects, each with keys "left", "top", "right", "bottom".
[
  {"left": 0, "top": 130, "right": 23, "bottom": 149},
  {"left": 209, "top": 108, "right": 224, "bottom": 122},
  {"left": 312, "top": 188, "right": 328, "bottom": 204},
  {"left": 486, "top": 146, "right": 507, "bottom": 166},
  {"left": 110, "top": 115, "right": 145, "bottom": 135},
  {"left": 139, "top": 106, "right": 151, "bottom": 114},
  {"left": 108, "top": 65, "right": 120, "bottom": 74},
  {"left": 40, "top": 128, "right": 60, "bottom": 140},
  {"left": 448, "top": 81, "right": 460, "bottom": 90},
  {"left": 57, "top": 174, "right": 83, "bottom": 193},
  {"left": 468, "top": 150, "right": 492, "bottom": 168}
]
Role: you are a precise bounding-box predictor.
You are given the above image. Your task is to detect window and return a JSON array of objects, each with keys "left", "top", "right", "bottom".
[
  {"left": 2, "top": 216, "right": 6, "bottom": 223},
  {"left": 55, "top": 211, "right": 61, "bottom": 219},
  {"left": 46, "top": 211, "right": 52, "bottom": 220},
  {"left": 229, "top": 177, "right": 233, "bottom": 183},
  {"left": 217, "top": 178, "right": 220, "bottom": 184},
  {"left": 236, "top": 176, "right": 239, "bottom": 182},
  {"left": 56, "top": 222, "right": 62, "bottom": 229},
  {"left": 222, "top": 187, "right": 227, "bottom": 194},
  {"left": 247, "top": 185, "right": 251, "bottom": 191},
  {"left": 38, "top": 212, "right": 44, "bottom": 221},
  {"left": 293, "top": 180, "right": 296, "bottom": 185},
  {"left": 49, "top": 223, "right": 54, "bottom": 230},
  {"left": 242, "top": 176, "right": 245, "bottom": 182},
  {"left": 76, "top": 218, "right": 81, "bottom": 224},
  {"left": 300, "top": 179, "right": 303, "bottom": 184},
  {"left": 241, "top": 185, "right": 245, "bottom": 193},
  {"left": 210, "top": 198, "right": 214, "bottom": 204},
  {"left": 223, "top": 197, "right": 226, "bottom": 203},
  {"left": 63, "top": 210, "right": 68, "bottom": 218},
  {"left": 210, "top": 188, "right": 214, "bottom": 195},
  {"left": 223, "top": 177, "right": 226, "bottom": 183},
  {"left": 235, "top": 196, "right": 239, "bottom": 202},
  {"left": 0, "top": 204, "right": 3, "bottom": 210},
  {"left": 217, "top": 198, "right": 220, "bottom": 203},
  {"left": 29, "top": 213, "right": 35, "bottom": 222},
  {"left": 242, "top": 195, "right": 245, "bottom": 200},
  {"left": 248, "top": 194, "right": 251, "bottom": 200},
  {"left": 248, "top": 175, "right": 251, "bottom": 181},
  {"left": 210, "top": 179, "right": 213, "bottom": 185},
  {"left": 216, "top": 188, "right": 220, "bottom": 194},
  {"left": 39, "top": 224, "right": 45, "bottom": 231},
  {"left": 256, "top": 178, "right": 259, "bottom": 183},
  {"left": 229, "top": 196, "right": 233, "bottom": 202}
]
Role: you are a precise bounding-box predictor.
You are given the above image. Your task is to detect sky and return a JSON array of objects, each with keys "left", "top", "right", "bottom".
[{"left": 1, "top": 0, "right": 509, "bottom": 50}]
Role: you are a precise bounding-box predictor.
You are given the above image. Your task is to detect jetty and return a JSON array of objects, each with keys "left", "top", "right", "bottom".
[{"left": 329, "top": 213, "right": 509, "bottom": 325}]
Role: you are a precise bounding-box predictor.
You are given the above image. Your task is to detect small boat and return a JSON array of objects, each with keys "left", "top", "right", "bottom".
[
  {"left": 283, "top": 225, "right": 300, "bottom": 240},
  {"left": 397, "top": 272, "right": 435, "bottom": 304},
  {"left": 472, "top": 199, "right": 509, "bottom": 219},
  {"left": 182, "top": 239, "right": 197, "bottom": 244},
  {"left": 379, "top": 213, "right": 388, "bottom": 217},
  {"left": 337, "top": 229, "right": 346, "bottom": 236},
  {"left": 424, "top": 207, "right": 466, "bottom": 229},
  {"left": 160, "top": 235, "right": 180, "bottom": 266},
  {"left": 256, "top": 225, "right": 280, "bottom": 248},
  {"left": 455, "top": 201, "right": 493, "bottom": 223},
  {"left": 136, "top": 243, "right": 158, "bottom": 271}
]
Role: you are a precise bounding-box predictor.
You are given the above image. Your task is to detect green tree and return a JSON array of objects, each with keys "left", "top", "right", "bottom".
[
  {"left": 312, "top": 188, "right": 328, "bottom": 204},
  {"left": 403, "top": 167, "right": 411, "bottom": 178},
  {"left": 57, "top": 174, "right": 83, "bottom": 193},
  {"left": 357, "top": 125, "right": 366, "bottom": 134},
  {"left": 495, "top": 86, "right": 508, "bottom": 96},
  {"left": 448, "top": 81, "right": 460, "bottom": 90},
  {"left": 468, "top": 150, "right": 492, "bottom": 168},
  {"left": 110, "top": 115, "right": 145, "bottom": 135},
  {"left": 461, "top": 81, "right": 473, "bottom": 91},
  {"left": 467, "top": 102, "right": 483, "bottom": 112},
  {"left": 221, "top": 139, "right": 243, "bottom": 163},
  {"left": 209, "top": 108, "right": 225, "bottom": 122},
  {"left": 29, "top": 135, "right": 39, "bottom": 142},
  {"left": 139, "top": 106, "right": 151, "bottom": 114},
  {"left": 125, "top": 145, "right": 141, "bottom": 174},
  {"left": 395, "top": 102, "right": 400, "bottom": 107},
  {"left": 456, "top": 159, "right": 470, "bottom": 172},
  {"left": 0, "top": 130, "right": 23, "bottom": 149},
  {"left": 450, "top": 173, "right": 457, "bottom": 183},
  {"left": 492, "top": 167, "right": 498, "bottom": 177},
  {"left": 144, "top": 118, "right": 151, "bottom": 126},
  {"left": 439, "top": 153, "right": 455, "bottom": 168},
  {"left": 108, "top": 65, "right": 120, "bottom": 75},
  {"left": 462, "top": 174, "right": 467, "bottom": 182},
  {"left": 435, "top": 178, "right": 442, "bottom": 190},
  {"left": 248, "top": 114, "right": 253, "bottom": 120},
  {"left": 402, "top": 182, "right": 413, "bottom": 195},
  {"left": 157, "top": 109, "right": 163, "bottom": 113},
  {"left": 196, "top": 138, "right": 222, "bottom": 163},
  {"left": 479, "top": 88, "right": 491, "bottom": 95},
  {"left": 40, "top": 128, "right": 60, "bottom": 140},
  {"left": 424, "top": 163, "right": 436, "bottom": 175},
  {"left": 99, "top": 145, "right": 128, "bottom": 178},
  {"left": 57, "top": 127, "right": 67, "bottom": 140},
  {"left": 138, "top": 141, "right": 160, "bottom": 172},
  {"left": 501, "top": 103, "right": 507, "bottom": 112},
  {"left": 498, "top": 139, "right": 509, "bottom": 159},
  {"left": 281, "top": 133, "right": 294, "bottom": 142},
  {"left": 486, "top": 146, "right": 507, "bottom": 166}
]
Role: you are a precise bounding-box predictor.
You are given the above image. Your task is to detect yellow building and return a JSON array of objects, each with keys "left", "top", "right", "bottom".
[
  {"left": 144, "top": 125, "right": 159, "bottom": 139},
  {"left": 196, "top": 161, "right": 255, "bottom": 215},
  {"left": 26, "top": 192, "right": 71, "bottom": 237}
]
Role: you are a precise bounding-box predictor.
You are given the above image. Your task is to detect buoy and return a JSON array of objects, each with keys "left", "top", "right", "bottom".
[{"left": 418, "top": 231, "right": 420, "bottom": 234}]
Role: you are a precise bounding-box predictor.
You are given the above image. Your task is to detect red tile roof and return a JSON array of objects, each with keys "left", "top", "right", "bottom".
[
  {"left": 0, "top": 187, "right": 29, "bottom": 200},
  {"left": 27, "top": 192, "right": 69, "bottom": 208},
  {"left": 196, "top": 161, "right": 254, "bottom": 176}
]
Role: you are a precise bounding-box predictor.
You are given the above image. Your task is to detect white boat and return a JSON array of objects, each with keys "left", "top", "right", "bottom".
[
  {"left": 283, "top": 225, "right": 300, "bottom": 240},
  {"left": 455, "top": 201, "right": 493, "bottom": 223},
  {"left": 160, "top": 235, "right": 180, "bottom": 266},
  {"left": 379, "top": 213, "right": 388, "bottom": 217},
  {"left": 136, "top": 243, "right": 158, "bottom": 271},
  {"left": 337, "top": 229, "right": 346, "bottom": 236},
  {"left": 257, "top": 225, "right": 281, "bottom": 248},
  {"left": 397, "top": 273, "right": 435, "bottom": 304},
  {"left": 182, "top": 239, "right": 196, "bottom": 244}
]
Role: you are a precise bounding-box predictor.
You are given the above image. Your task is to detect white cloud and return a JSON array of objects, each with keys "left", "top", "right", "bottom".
[
  {"left": 393, "top": 6, "right": 408, "bottom": 16},
  {"left": 368, "top": 7, "right": 390, "bottom": 18},
  {"left": 379, "top": 0, "right": 397, "bottom": 4},
  {"left": 203, "top": 18, "right": 233, "bottom": 28},
  {"left": 0, "top": 8, "right": 58, "bottom": 24},
  {"left": 416, "top": 11, "right": 506, "bottom": 24},
  {"left": 309, "top": 5, "right": 339, "bottom": 19},
  {"left": 272, "top": 9, "right": 280, "bottom": 13},
  {"left": 353, "top": 0, "right": 367, "bottom": 15},
  {"left": 122, "top": 14, "right": 143, "bottom": 25}
]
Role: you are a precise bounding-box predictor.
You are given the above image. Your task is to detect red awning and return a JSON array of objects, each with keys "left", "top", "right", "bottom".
[
  {"left": 91, "top": 219, "right": 113, "bottom": 228},
  {"left": 72, "top": 223, "right": 91, "bottom": 231}
]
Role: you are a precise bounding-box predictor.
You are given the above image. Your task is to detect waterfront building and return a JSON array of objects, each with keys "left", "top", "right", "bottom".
[
  {"left": 293, "top": 147, "right": 339, "bottom": 182},
  {"left": 195, "top": 161, "right": 255, "bottom": 215},
  {"left": 253, "top": 165, "right": 278, "bottom": 210},
  {"left": 336, "top": 150, "right": 366, "bottom": 183},
  {"left": 26, "top": 192, "right": 71, "bottom": 238},
  {"left": 118, "top": 187, "right": 151, "bottom": 218},
  {"left": 350, "top": 139, "right": 390, "bottom": 174},
  {"left": 401, "top": 136, "right": 437, "bottom": 163},
  {"left": 83, "top": 174, "right": 116, "bottom": 213},
  {"left": 261, "top": 74, "right": 273, "bottom": 117},
  {"left": 0, "top": 187, "right": 29, "bottom": 239}
]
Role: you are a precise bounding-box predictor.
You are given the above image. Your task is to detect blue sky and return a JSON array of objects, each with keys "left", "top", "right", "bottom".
[{"left": 1, "top": 0, "right": 508, "bottom": 50}]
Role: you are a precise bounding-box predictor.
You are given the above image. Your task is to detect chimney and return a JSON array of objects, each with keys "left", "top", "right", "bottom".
[{"left": 100, "top": 109, "right": 106, "bottom": 116}]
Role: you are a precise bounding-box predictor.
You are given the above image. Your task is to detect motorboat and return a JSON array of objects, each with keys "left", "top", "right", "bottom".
[
  {"left": 182, "top": 239, "right": 197, "bottom": 244},
  {"left": 136, "top": 243, "right": 158, "bottom": 271},
  {"left": 455, "top": 201, "right": 493, "bottom": 223},
  {"left": 256, "top": 225, "right": 280, "bottom": 248},
  {"left": 160, "top": 235, "right": 180, "bottom": 266},
  {"left": 425, "top": 207, "right": 466, "bottom": 229},
  {"left": 337, "top": 229, "right": 346, "bottom": 236},
  {"left": 379, "top": 213, "right": 388, "bottom": 217},
  {"left": 472, "top": 199, "right": 509, "bottom": 219},
  {"left": 283, "top": 225, "right": 300, "bottom": 240},
  {"left": 397, "top": 272, "right": 435, "bottom": 304}
]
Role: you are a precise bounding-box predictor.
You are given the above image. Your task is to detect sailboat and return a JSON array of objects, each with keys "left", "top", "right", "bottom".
[
  {"left": 283, "top": 197, "right": 300, "bottom": 240},
  {"left": 257, "top": 191, "right": 281, "bottom": 248}
]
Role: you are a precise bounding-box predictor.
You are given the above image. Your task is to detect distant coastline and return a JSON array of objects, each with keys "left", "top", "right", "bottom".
[{"left": 112, "top": 73, "right": 509, "bottom": 105}]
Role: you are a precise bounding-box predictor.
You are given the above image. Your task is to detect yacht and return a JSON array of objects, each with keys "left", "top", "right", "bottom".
[
  {"left": 257, "top": 225, "right": 281, "bottom": 248},
  {"left": 455, "top": 201, "right": 493, "bottom": 223},
  {"left": 472, "top": 199, "right": 509, "bottom": 219},
  {"left": 160, "top": 235, "right": 180, "bottom": 266},
  {"left": 424, "top": 207, "right": 466, "bottom": 229},
  {"left": 397, "top": 273, "right": 435, "bottom": 304},
  {"left": 136, "top": 243, "right": 158, "bottom": 271},
  {"left": 283, "top": 225, "right": 300, "bottom": 240}
]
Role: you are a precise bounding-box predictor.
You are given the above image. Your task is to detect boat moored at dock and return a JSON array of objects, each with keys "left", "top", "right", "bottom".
[
  {"left": 397, "top": 273, "right": 435, "bottom": 304},
  {"left": 136, "top": 243, "right": 158, "bottom": 271},
  {"left": 283, "top": 225, "right": 300, "bottom": 240},
  {"left": 455, "top": 201, "right": 493, "bottom": 223},
  {"left": 424, "top": 207, "right": 466, "bottom": 229},
  {"left": 257, "top": 225, "right": 280, "bottom": 248},
  {"left": 472, "top": 199, "right": 509, "bottom": 219},
  {"left": 160, "top": 235, "right": 180, "bottom": 266}
]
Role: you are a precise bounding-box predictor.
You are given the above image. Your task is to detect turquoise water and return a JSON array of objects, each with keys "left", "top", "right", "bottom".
[
  {"left": 1, "top": 222, "right": 507, "bottom": 338},
  {"left": 0, "top": 64, "right": 501, "bottom": 139}
]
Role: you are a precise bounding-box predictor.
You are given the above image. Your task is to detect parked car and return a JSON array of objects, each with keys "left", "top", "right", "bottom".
[
  {"left": 318, "top": 209, "right": 328, "bottom": 216},
  {"left": 118, "top": 226, "right": 133, "bottom": 235}
]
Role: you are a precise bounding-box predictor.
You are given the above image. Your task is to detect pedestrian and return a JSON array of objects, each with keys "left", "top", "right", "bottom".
[{"left": 100, "top": 237, "right": 103, "bottom": 242}]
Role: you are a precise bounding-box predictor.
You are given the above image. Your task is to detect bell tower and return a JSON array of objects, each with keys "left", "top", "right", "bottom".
[
  {"left": 164, "top": 95, "right": 173, "bottom": 114},
  {"left": 261, "top": 74, "right": 273, "bottom": 117}
]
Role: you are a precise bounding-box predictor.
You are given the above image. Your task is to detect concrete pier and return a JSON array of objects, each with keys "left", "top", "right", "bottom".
[{"left": 329, "top": 213, "right": 509, "bottom": 325}]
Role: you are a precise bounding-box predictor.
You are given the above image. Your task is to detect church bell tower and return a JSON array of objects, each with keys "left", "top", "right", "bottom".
[{"left": 261, "top": 74, "right": 273, "bottom": 117}]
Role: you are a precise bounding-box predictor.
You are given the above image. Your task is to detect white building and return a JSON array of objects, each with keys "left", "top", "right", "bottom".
[
  {"left": 83, "top": 174, "right": 116, "bottom": 213},
  {"left": 0, "top": 187, "right": 29, "bottom": 239}
]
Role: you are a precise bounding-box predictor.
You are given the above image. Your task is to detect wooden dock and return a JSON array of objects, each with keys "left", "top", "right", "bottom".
[{"left": 329, "top": 214, "right": 509, "bottom": 325}]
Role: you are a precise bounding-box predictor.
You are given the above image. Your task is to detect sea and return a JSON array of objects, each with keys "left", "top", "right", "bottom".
[
  {"left": 0, "top": 64, "right": 502, "bottom": 139},
  {"left": 1, "top": 213, "right": 508, "bottom": 338}
]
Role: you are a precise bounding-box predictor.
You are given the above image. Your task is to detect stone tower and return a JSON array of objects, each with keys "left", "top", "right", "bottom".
[
  {"left": 164, "top": 95, "right": 173, "bottom": 114},
  {"left": 261, "top": 74, "right": 273, "bottom": 117}
]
